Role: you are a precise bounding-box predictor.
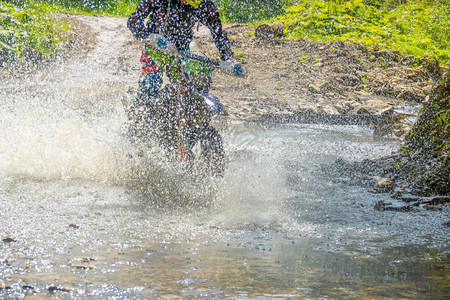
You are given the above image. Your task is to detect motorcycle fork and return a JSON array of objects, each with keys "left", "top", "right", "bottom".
[{"left": 176, "top": 89, "right": 190, "bottom": 162}]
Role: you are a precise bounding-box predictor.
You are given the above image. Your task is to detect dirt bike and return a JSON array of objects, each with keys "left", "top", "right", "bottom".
[{"left": 122, "top": 34, "right": 245, "bottom": 177}]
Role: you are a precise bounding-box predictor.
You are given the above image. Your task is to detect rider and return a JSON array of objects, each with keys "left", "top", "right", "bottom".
[{"left": 127, "top": 0, "right": 235, "bottom": 102}]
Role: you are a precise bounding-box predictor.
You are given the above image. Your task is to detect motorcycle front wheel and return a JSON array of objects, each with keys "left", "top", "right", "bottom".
[{"left": 183, "top": 125, "right": 225, "bottom": 177}]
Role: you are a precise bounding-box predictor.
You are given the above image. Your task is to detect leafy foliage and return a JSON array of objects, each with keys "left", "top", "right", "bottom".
[
  {"left": 404, "top": 72, "right": 450, "bottom": 160},
  {"left": 215, "top": 0, "right": 292, "bottom": 23},
  {"left": 8, "top": 0, "right": 139, "bottom": 16},
  {"left": 0, "top": 1, "right": 70, "bottom": 68},
  {"left": 3, "top": 0, "right": 448, "bottom": 69},
  {"left": 273, "top": 0, "right": 449, "bottom": 65}
]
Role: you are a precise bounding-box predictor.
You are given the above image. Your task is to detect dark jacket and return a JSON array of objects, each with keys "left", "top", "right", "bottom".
[{"left": 127, "top": 0, "right": 233, "bottom": 60}]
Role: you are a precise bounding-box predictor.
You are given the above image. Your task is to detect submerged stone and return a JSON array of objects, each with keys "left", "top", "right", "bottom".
[
  {"left": 373, "top": 177, "right": 396, "bottom": 193},
  {"left": 0, "top": 280, "right": 11, "bottom": 290},
  {"left": 2, "top": 237, "right": 17, "bottom": 243}
]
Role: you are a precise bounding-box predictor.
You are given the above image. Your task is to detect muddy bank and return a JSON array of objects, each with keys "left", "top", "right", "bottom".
[
  {"left": 198, "top": 24, "right": 445, "bottom": 138},
  {"left": 323, "top": 74, "right": 449, "bottom": 202}
]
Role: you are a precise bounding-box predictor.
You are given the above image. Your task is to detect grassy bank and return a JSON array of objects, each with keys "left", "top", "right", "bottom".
[
  {"left": 215, "top": 0, "right": 450, "bottom": 66},
  {"left": 1, "top": 0, "right": 448, "bottom": 69},
  {"left": 400, "top": 72, "right": 450, "bottom": 195},
  {"left": 404, "top": 72, "right": 450, "bottom": 161},
  {"left": 0, "top": 1, "right": 71, "bottom": 69},
  {"left": 11, "top": 0, "right": 138, "bottom": 16},
  {"left": 216, "top": 0, "right": 292, "bottom": 23},
  {"left": 272, "top": 0, "right": 449, "bottom": 65}
]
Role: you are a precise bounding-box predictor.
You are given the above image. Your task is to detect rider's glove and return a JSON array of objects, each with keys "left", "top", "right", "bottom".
[
  {"left": 143, "top": 34, "right": 178, "bottom": 56},
  {"left": 225, "top": 57, "right": 237, "bottom": 65},
  {"left": 221, "top": 57, "right": 246, "bottom": 77}
]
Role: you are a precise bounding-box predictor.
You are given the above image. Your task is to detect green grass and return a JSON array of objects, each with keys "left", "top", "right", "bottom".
[
  {"left": 0, "top": 1, "right": 71, "bottom": 68},
  {"left": 1, "top": 0, "right": 448, "bottom": 69},
  {"left": 0, "top": 0, "right": 138, "bottom": 68},
  {"left": 273, "top": 0, "right": 449, "bottom": 65},
  {"left": 6, "top": 0, "right": 139, "bottom": 16},
  {"left": 215, "top": 0, "right": 292, "bottom": 23}
]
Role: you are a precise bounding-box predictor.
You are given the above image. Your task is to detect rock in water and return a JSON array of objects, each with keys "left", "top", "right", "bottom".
[
  {"left": 373, "top": 178, "right": 396, "bottom": 193},
  {"left": 0, "top": 280, "right": 11, "bottom": 289},
  {"left": 374, "top": 200, "right": 387, "bottom": 211},
  {"left": 2, "top": 237, "right": 17, "bottom": 243}
]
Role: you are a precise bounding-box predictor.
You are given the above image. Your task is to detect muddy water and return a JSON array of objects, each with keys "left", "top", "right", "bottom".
[{"left": 0, "top": 15, "right": 448, "bottom": 299}]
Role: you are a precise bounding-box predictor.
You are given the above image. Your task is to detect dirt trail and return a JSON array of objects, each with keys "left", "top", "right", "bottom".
[
  {"left": 66, "top": 15, "right": 141, "bottom": 92},
  {"left": 5, "top": 15, "right": 440, "bottom": 139},
  {"left": 1, "top": 16, "right": 141, "bottom": 112}
]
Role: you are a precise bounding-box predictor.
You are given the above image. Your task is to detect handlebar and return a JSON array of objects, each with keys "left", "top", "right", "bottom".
[{"left": 143, "top": 34, "right": 246, "bottom": 78}]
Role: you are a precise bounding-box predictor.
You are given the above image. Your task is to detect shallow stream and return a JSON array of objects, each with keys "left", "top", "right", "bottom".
[{"left": 0, "top": 117, "right": 448, "bottom": 298}]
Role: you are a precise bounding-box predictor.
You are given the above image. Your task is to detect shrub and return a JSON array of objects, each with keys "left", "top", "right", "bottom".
[
  {"left": 273, "top": 0, "right": 449, "bottom": 65},
  {"left": 0, "top": 1, "right": 71, "bottom": 69},
  {"left": 215, "top": 0, "right": 292, "bottom": 23}
]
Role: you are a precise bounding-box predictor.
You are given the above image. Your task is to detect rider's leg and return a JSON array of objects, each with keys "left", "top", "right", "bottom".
[
  {"left": 143, "top": 46, "right": 183, "bottom": 83},
  {"left": 127, "top": 48, "right": 166, "bottom": 140},
  {"left": 137, "top": 46, "right": 184, "bottom": 149},
  {"left": 137, "top": 48, "right": 164, "bottom": 106}
]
